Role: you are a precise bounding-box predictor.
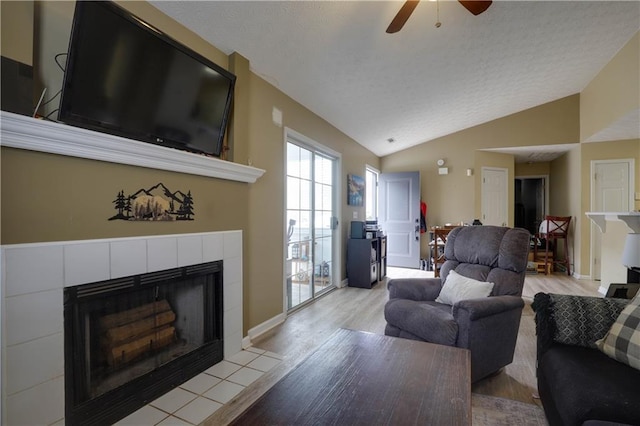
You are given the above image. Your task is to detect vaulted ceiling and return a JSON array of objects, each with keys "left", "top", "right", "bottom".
[{"left": 152, "top": 1, "right": 640, "bottom": 160}]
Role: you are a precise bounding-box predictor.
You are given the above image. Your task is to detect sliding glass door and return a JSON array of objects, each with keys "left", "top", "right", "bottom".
[{"left": 286, "top": 135, "right": 338, "bottom": 311}]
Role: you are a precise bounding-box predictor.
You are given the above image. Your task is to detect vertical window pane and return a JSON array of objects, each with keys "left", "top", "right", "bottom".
[
  {"left": 315, "top": 155, "right": 332, "bottom": 185},
  {"left": 286, "top": 210, "right": 301, "bottom": 245},
  {"left": 299, "top": 210, "right": 311, "bottom": 245},
  {"left": 322, "top": 184, "right": 332, "bottom": 212},
  {"left": 299, "top": 148, "right": 312, "bottom": 180},
  {"left": 287, "top": 177, "right": 300, "bottom": 210},
  {"left": 300, "top": 178, "right": 311, "bottom": 210},
  {"left": 287, "top": 144, "right": 301, "bottom": 178},
  {"left": 315, "top": 183, "right": 332, "bottom": 212}
]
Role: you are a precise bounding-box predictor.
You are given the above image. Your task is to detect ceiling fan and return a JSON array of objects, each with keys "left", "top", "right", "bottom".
[{"left": 386, "top": 0, "right": 492, "bottom": 33}]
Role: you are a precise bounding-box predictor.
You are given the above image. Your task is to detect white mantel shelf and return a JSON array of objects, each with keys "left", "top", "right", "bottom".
[
  {"left": 586, "top": 212, "right": 640, "bottom": 233},
  {"left": 0, "top": 111, "right": 265, "bottom": 183}
]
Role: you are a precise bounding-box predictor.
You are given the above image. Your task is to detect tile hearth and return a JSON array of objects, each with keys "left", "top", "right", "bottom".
[{"left": 116, "top": 347, "right": 282, "bottom": 426}]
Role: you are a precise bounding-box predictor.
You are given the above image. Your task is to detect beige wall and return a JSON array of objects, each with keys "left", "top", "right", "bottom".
[
  {"left": 580, "top": 32, "right": 640, "bottom": 141},
  {"left": 32, "top": 1, "right": 74, "bottom": 117},
  {"left": 0, "top": 147, "right": 249, "bottom": 243},
  {"left": 549, "top": 146, "right": 582, "bottom": 274},
  {"left": 515, "top": 162, "right": 550, "bottom": 177},
  {"left": 245, "top": 71, "right": 379, "bottom": 328},
  {"left": 228, "top": 52, "right": 251, "bottom": 163},
  {"left": 1, "top": 1, "right": 34, "bottom": 65},
  {"left": 381, "top": 95, "right": 579, "bottom": 259}
]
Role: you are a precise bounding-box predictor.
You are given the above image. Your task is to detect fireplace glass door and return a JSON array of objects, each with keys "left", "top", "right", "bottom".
[{"left": 65, "top": 261, "right": 223, "bottom": 425}]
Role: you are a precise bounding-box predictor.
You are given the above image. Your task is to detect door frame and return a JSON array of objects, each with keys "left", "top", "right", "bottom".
[
  {"left": 378, "top": 171, "right": 421, "bottom": 269},
  {"left": 365, "top": 165, "right": 379, "bottom": 222},
  {"left": 514, "top": 174, "right": 550, "bottom": 231},
  {"left": 589, "top": 158, "right": 635, "bottom": 280},
  {"left": 283, "top": 127, "right": 342, "bottom": 315},
  {"left": 481, "top": 167, "right": 509, "bottom": 226}
]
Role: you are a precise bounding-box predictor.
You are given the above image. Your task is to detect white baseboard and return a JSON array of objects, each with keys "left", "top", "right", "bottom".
[
  {"left": 243, "top": 312, "right": 287, "bottom": 347},
  {"left": 598, "top": 285, "right": 608, "bottom": 295},
  {"left": 339, "top": 278, "right": 348, "bottom": 288}
]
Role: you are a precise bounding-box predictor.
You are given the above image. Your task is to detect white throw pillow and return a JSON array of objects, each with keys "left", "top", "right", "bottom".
[{"left": 436, "top": 270, "right": 495, "bottom": 305}]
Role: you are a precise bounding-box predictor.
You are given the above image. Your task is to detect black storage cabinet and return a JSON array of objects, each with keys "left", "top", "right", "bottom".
[{"left": 347, "top": 238, "right": 379, "bottom": 288}]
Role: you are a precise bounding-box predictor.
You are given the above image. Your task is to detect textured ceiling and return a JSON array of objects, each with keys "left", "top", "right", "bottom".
[{"left": 151, "top": 1, "right": 640, "bottom": 159}]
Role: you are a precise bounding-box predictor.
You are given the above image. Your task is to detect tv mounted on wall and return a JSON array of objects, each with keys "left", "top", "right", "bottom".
[{"left": 59, "top": 1, "right": 236, "bottom": 158}]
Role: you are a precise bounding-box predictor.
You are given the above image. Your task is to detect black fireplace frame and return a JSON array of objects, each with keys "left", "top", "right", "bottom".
[{"left": 64, "top": 261, "right": 223, "bottom": 426}]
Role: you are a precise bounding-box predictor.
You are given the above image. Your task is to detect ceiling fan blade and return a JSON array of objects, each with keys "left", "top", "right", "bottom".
[
  {"left": 386, "top": 0, "right": 420, "bottom": 34},
  {"left": 458, "top": 0, "right": 492, "bottom": 16}
]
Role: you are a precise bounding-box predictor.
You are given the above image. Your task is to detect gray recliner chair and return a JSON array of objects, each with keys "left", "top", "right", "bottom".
[{"left": 384, "top": 225, "right": 530, "bottom": 382}]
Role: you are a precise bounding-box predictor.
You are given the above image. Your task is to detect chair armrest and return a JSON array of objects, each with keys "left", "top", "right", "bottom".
[
  {"left": 452, "top": 295, "right": 525, "bottom": 381},
  {"left": 452, "top": 295, "right": 524, "bottom": 321},
  {"left": 387, "top": 278, "right": 442, "bottom": 301}
]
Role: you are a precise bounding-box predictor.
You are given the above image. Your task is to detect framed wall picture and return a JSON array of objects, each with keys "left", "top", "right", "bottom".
[{"left": 347, "top": 174, "right": 365, "bottom": 206}]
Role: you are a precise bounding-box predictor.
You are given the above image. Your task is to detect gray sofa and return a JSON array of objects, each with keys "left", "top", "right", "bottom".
[
  {"left": 533, "top": 293, "right": 640, "bottom": 426},
  {"left": 384, "top": 225, "right": 530, "bottom": 382}
]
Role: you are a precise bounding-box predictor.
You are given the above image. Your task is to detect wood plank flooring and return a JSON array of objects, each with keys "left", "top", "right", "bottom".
[
  {"left": 230, "top": 329, "right": 471, "bottom": 425},
  {"left": 203, "top": 268, "right": 600, "bottom": 425}
]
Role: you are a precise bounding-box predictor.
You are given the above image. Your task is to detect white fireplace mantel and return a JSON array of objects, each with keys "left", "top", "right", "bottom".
[{"left": 0, "top": 111, "right": 265, "bottom": 183}]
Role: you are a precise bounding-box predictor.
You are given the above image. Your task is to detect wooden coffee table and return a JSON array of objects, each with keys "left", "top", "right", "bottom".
[{"left": 231, "top": 328, "right": 471, "bottom": 425}]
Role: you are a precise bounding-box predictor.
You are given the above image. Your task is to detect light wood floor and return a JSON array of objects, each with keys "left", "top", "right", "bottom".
[{"left": 204, "top": 268, "right": 600, "bottom": 425}]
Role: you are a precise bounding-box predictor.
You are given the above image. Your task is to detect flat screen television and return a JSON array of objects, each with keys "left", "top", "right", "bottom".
[{"left": 59, "top": 1, "right": 236, "bottom": 158}]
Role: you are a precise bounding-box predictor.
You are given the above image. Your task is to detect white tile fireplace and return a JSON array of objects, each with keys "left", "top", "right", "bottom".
[{"left": 1, "top": 229, "right": 244, "bottom": 425}]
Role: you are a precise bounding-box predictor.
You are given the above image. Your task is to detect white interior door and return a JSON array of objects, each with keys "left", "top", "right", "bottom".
[
  {"left": 591, "top": 160, "right": 633, "bottom": 280},
  {"left": 378, "top": 171, "right": 420, "bottom": 268},
  {"left": 482, "top": 167, "right": 508, "bottom": 226}
]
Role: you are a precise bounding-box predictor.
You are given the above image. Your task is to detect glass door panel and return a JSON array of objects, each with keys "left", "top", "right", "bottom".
[{"left": 286, "top": 141, "right": 337, "bottom": 311}]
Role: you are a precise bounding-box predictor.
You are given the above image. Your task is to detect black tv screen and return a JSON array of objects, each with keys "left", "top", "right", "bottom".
[{"left": 59, "top": 1, "right": 236, "bottom": 157}]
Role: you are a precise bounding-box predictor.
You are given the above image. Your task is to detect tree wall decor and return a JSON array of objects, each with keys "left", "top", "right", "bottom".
[{"left": 108, "top": 183, "right": 195, "bottom": 221}]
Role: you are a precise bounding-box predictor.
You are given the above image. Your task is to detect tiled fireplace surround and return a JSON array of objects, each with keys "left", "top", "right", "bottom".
[{"left": 1, "top": 231, "right": 244, "bottom": 425}]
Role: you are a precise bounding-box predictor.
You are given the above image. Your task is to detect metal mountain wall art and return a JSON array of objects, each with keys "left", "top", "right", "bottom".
[{"left": 109, "top": 183, "right": 195, "bottom": 221}]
